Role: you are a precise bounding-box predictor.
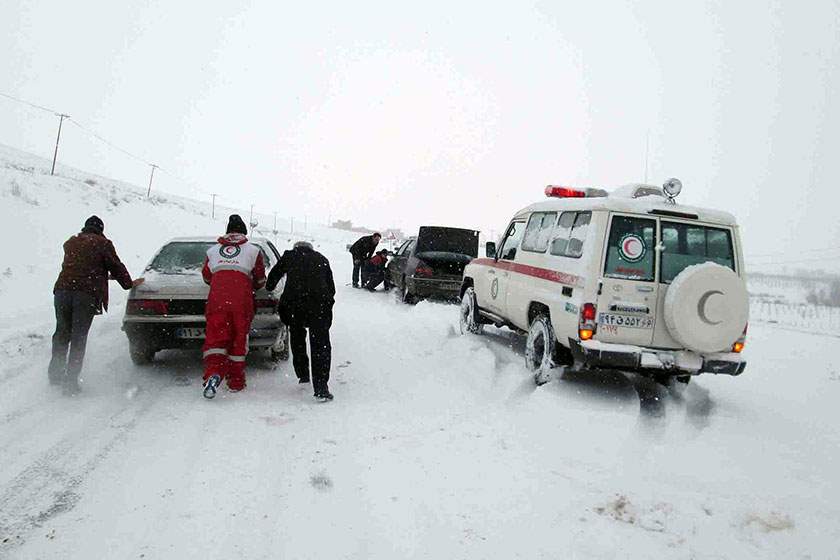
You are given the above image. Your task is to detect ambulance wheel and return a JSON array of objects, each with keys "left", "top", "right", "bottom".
[
  {"left": 525, "top": 314, "right": 556, "bottom": 385},
  {"left": 459, "top": 287, "right": 484, "bottom": 335},
  {"left": 129, "top": 338, "right": 155, "bottom": 365}
]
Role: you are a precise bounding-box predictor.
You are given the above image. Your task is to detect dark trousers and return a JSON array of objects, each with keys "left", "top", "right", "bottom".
[
  {"left": 289, "top": 322, "right": 332, "bottom": 392},
  {"left": 48, "top": 290, "right": 97, "bottom": 383},
  {"left": 352, "top": 258, "right": 362, "bottom": 286},
  {"left": 364, "top": 270, "right": 385, "bottom": 290}
]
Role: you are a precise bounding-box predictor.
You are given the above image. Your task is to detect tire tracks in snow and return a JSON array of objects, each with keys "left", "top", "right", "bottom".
[{"left": 0, "top": 382, "right": 164, "bottom": 556}]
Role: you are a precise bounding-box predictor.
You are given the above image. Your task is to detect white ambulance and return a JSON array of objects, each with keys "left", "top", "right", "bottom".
[{"left": 459, "top": 180, "right": 749, "bottom": 385}]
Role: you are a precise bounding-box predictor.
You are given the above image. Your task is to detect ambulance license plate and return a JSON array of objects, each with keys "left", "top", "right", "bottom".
[
  {"left": 175, "top": 327, "right": 206, "bottom": 339},
  {"left": 598, "top": 313, "right": 653, "bottom": 329}
]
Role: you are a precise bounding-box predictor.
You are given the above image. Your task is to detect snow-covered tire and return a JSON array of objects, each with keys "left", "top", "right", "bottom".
[
  {"left": 525, "top": 315, "right": 556, "bottom": 385},
  {"left": 270, "top": 327, "right": 290, "bottom": 362},
  {"left": 459, "top": 287, "right": 484, "bottom": 335},
  {"left": 664, "top": 263, "right": 749, "bottom": 353},
  {"left": 401, "top": 278, "right": 416, "bottom": 305},
  {"left": 129, "top": 340, "right": 155, "bottom": 365}
]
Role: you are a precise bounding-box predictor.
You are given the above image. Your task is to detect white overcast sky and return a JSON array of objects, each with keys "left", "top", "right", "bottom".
[{"left": 1, "top": 0, "right": 839, "bottom": 271}]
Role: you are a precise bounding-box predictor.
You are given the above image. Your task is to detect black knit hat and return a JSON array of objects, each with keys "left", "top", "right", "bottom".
[
  {"left": 84, "top": 215, "right": 104, "bottom": 234},
  {"left": 226, "top": 214, "right": 247, "bottom": 235}
]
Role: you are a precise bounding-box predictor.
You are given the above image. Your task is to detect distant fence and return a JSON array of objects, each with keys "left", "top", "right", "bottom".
[{"left": 749, "top": 296, "right": 840, "bottom": 334}]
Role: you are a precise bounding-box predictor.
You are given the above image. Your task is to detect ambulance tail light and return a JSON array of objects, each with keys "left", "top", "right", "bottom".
[
  {"left": 732, "top": 323, "right": 748, "bottom": 353},
  {"left": 579, "top": 303, "right": 597, "bottom": 341},
  {"left": 126, "top": 299, "right": 169, "bottom": 315}
]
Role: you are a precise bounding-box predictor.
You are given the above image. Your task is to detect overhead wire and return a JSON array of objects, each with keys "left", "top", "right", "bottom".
[
  {"left": 0, "top": 90, "right": 59, "bottom": 115},
  {"left": 66, "top": 118, "right": 156, "bottom": 168}
]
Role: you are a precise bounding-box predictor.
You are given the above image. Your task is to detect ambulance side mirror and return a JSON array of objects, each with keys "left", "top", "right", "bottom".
[{"left": 485, "top": 242, "right": 496, "bottom": 259}]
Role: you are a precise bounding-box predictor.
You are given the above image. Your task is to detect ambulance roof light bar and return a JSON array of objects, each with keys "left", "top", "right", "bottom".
[{"left": 545, "top": 185, "right": 609, "bottom": 199}]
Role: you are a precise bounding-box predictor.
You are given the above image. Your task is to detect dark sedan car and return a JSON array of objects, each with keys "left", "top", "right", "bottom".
[{"left": 386, "top": 226, "right": 479, "bottom": 303}]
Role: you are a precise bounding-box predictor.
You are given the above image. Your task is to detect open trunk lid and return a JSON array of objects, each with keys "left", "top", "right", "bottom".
[{"left": 415, "top": 227, "right": 479, "bottom": 277}]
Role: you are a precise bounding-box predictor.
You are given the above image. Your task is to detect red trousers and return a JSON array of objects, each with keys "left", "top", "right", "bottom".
[{"left": 202, "top": 273, "right": 254, "bottom": 390}]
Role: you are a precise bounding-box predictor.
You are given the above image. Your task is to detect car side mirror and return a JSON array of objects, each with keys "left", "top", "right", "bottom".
[{"left": 485, "top": 242, "right": 496, "bottom": 259}]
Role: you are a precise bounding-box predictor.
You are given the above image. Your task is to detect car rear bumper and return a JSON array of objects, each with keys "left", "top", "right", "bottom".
[
  {"left": 122, "top": 314, "right": 282, "bottom": 350},
  {"left": 568, "top": 339, "right": 746, "bottom": 376},
  {"left": 406, "top": 277, "right": 462, "bottom": 299}
]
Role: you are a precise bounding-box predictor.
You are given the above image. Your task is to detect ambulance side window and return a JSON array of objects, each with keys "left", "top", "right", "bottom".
[
  {"left": 550, "top": 211, "right": 591, "bottom": 258},
  {"left": 499, "top": 221, "right": 526, "bottom": 261},
  {"left": 522, "top": 212, "right": 557, "bottom": 253}
]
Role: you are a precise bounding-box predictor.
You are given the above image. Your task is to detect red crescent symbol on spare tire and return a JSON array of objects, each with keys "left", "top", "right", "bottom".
[{"left": 698, "top": 290, "right": 724, "bottom": 325}]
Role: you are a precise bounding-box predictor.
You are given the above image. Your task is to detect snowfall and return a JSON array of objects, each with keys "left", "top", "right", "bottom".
[{"left": 0, "top": 144, "right": 838, "bottom": 560}]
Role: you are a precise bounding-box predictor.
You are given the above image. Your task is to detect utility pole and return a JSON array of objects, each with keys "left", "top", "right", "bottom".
[
  {"left": 51, "top": 113, "right": 69, "bottom": 176},
  {"left": 210, "top": 194, "right": 218, "bottom": 219},
  {"left": 146, "top": 164, "right": 158, "bottom": 197},
  {"left": 249, "top": 204, "right": 254, "bottom": 227},
  {"left": 273, "top": 212, "right": 277, "bottom": 231}
]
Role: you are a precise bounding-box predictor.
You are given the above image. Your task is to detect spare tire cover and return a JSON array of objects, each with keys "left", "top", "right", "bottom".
[{"left": 664, "top": 263, "right": 749, "bottom": 353}]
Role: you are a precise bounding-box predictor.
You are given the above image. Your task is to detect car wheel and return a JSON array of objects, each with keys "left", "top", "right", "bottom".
[
  {"left": 270, "top": 327, "right": 290, "bottom": 362},
  {"left": 401, "top": 277, "right": 416, "bottom": 304},
  {"left": 129, "top": 339, "right": 155, "bottom": 365},
  {"left": 525, "top": 314, "right": 556, "bottom": 385},
  {"left": 459, "top": 287, "right": 484, "bottom": 335}
]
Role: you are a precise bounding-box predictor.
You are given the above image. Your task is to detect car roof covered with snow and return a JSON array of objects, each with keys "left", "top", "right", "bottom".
[{"left": 514, "top": 184, "right": 739, "bottom": 226}]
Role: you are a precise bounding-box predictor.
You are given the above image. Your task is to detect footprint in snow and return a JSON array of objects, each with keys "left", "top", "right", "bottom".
[{"left": 309, "top": 473, "right": 333, "bottom": 492}]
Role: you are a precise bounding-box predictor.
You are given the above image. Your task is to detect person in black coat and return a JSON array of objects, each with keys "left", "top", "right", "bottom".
[
  {"left": 349, "top": 232, "right": 381, "bottom": 288},
  {"left": 266, "top": 241, "right": 336, "bottom": 401}
]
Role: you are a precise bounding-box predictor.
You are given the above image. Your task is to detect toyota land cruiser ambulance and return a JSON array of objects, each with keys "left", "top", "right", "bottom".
[{"left": 459, "top": 179, "right": 749, "bottom": 384}]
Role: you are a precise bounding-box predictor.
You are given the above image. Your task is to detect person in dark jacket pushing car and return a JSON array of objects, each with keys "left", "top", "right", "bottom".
[
  {"left": 50, "top": 215, "right": 143, "bottom": 395},
  {"left": 266, "top": 241, "right": 336, "bottom": 402}
]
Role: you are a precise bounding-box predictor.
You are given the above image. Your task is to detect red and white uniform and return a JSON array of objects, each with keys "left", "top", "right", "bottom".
[{"left": 201, "top": 233, "right": 266, "bottom": 390}]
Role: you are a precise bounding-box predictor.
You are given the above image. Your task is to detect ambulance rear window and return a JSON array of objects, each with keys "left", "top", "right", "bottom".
[
  {"left": 604, "top": 216, "right": 656, "bottom": 281},
  {"left": 660, "top": 222, "right": 735, "bottom": 283}
]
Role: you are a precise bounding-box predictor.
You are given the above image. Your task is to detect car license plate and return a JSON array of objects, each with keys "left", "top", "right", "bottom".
[
  {"left": 175, "top": 327, "right": 206, "bottom": 339},
  {"left": 598, "top": 313, "right": 653, "bottom": 329}
]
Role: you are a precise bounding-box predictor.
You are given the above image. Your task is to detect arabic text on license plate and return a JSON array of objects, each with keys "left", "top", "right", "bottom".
[
  {"left": 598, "top": 313, "right": 653, "bottom": 329},
  {"left": 176, "top": 327, "right": 206, "bottom": 339}
]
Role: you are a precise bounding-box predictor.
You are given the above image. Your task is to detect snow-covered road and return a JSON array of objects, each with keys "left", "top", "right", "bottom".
[
  {"left": 1, "top": 145, "right": 838, "bottom": 558},
  {"left": 1, "top": 265, "right": 839, "bottom": 558}
]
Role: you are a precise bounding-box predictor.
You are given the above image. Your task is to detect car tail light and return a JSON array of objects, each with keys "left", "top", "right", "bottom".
[
  {"left": 127, "top": 299, "right": 169, "bottom": 315},
  {"left": 732, "top": 323, "right": 748, "bottom": 353},
  {"left": 255, "top": 299, "right": 277, "bottom": 314},
  {"left": 579, "top": 303, "right": 597, "bottom": 341},
  {"left": 414, "top": 261, "right": 433, "bottom": 277}
]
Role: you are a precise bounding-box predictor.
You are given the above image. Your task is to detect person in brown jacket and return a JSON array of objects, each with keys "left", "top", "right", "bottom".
[{"left": 49, "top": 215, "right": 142, "bottom": 394}]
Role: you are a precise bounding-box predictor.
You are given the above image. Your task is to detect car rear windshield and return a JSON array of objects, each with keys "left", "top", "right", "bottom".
[
  {"left": 416, "top": 227, "right": 479, "bottom": 257},
  {"left": 661, "top": 221, "right": 735, "bottom": 283},
  {"left": 148, "top": 242, "right": 214, "bottom": 273}
]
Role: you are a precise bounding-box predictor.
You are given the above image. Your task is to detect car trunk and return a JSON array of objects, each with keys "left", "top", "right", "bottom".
[{"left": 415, "top": 227, "right": 479, "bottom": 278}]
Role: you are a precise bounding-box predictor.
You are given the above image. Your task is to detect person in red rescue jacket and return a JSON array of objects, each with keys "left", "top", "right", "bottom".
[{"left": 200, "top": 215, "right": 266, "bottom": 398}]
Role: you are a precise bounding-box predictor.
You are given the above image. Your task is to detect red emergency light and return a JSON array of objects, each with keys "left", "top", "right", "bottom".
[{"left": 545, "top": 185, "right": 586, "bottom": 198}]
